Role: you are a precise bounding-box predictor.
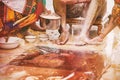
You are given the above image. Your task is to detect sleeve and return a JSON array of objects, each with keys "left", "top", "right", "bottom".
[{"left": 35, "top": 0, "right": 46, "bottom": 18}]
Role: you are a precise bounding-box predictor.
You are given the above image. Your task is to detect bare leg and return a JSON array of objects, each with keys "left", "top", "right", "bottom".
[
  {"left": 53, "top": 0, "right": 70, "bottom": 45},
  {"left": 56, "top": 11, "right": 70, "bottom": 45},
  {"left": 78, "top": 0, "right": 98, "bottom": 42},
  {"left": 56, "top": 32, "right": 69, "bottom": 45}
]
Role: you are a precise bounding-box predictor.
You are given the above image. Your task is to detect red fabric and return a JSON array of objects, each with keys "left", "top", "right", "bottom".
[
  {"left": 115, "top": 0, "right": 120, "bottom": 3},
  {"left": 0, "top": 2, "right": 4, "bottom": 21},
  {"left": 77, "top": 0, "right": 91, "bottom": 3},
  {"left": 35, "top": 2, "right": 44, "bottom": 19}
]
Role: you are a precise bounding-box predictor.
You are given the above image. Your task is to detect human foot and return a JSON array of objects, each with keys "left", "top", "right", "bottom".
[
  {"left": 55, "top": 31, "right": 69, "bottom": 45},
  {"left": 86, "top": 36, "right": 103, "bottom": 45}
]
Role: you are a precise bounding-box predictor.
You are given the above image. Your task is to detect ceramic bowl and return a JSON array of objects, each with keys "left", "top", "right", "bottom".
[
  {"left": 0, "top": 37, "right": 20, "bottom": 49},
  {"left": 39, "top": 34, "right": 48, "bottom": 41},
  {"left": 40, "top": 13, "right": 61, "bottom": 20},
  {"left": 25, "top": 35, "right": 36, "bottom": 43}
]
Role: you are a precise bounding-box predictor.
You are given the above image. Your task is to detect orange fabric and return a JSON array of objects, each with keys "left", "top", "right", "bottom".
[
  {"left": 0, "top": 0, "right": 45, "bottom": 37},
  {"left": 18, "top": 13, "right": 37, "bottom": 29},
  {"left": 0, "top": 19, "right": 3, "bottom": 29},
  {"left": 6, "top": 8, "right": 15, "bottom": 22},
  {"left": 0, "top": 6, "right": 16, "bottom": 36}
]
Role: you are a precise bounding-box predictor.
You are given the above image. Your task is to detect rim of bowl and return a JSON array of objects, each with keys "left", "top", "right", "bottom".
[
  {"left": 0, "top": 40, "right": 19, "bottom": 44},
  {"left": 25, "top": 35, "right": 36, "bottom": 39},
  {"left": 39, "top": 34, "right": 48, "bottom": 38},
  {"left": 0, "top": 37, "right": 20, "bottom": 44}
]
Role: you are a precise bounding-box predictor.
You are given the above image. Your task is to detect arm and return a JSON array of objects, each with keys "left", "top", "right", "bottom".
[
  {"left": 80, "top": 0, "right": 98, "bottom": 35},
  {"left": 88, "top": 14, "right": 117, "bottom": 45},
  {"left": 88, "top": 16, "right": 116, "bottom": 44},
  {"left": 98, "top": 17, "right": 116, "bottom": 40},
  {"left": 60, "top": 0, "right": 91, "bottom": 4},
  {"left": 91, "top": 3, "right": 118, "bottom": 42}
]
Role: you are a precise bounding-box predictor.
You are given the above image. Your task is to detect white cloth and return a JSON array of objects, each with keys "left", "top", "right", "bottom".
[
  {"left": 2, "top": 0, "right": 26, "bottom": 13},
  {"left": 46, "top": 29, "right": 60, "bottom": 40},
  {"left": 46, "top": 0, "right": 54, "bottom": 13}
]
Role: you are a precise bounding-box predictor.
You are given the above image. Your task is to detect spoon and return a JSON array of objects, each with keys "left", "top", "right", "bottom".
[{"left": 5, "top": 36, "right": 9, "bottom": 43}]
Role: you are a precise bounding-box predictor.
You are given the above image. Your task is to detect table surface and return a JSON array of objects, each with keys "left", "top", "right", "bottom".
[{"left": 0, "top": 38, "right": 119, "bottom": 80}]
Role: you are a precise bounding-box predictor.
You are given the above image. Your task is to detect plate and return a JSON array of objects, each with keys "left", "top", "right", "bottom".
[{"left": 0, "top": 37, "right": 20, "bottom": 49}]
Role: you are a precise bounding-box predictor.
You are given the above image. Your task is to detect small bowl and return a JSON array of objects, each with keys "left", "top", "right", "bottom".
[
  {"left": 25, "top": 35, "right": 36, "bottom": 43},
  {"left": 39, "top": 34, "right": 48, "bottom": 41},
  {"left": 40, "top": 13, "right": 61, "bottom": 20},
  {"left": 0, "top": 37, "right": 20, "bottom": 49}
]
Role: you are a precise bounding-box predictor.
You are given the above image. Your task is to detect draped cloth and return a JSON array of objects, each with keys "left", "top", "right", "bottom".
[
  {"left": 115, "top": 0, "right": 120, "bottom": 4},
  {"left": 111, "top": 0, "right": 120, "bottom": 25},
  {"left": 0, "top": 0, "right": 46, "bottom": 37},
  {"left": 1, "top": 0, "right": 46, "bottom": 15},
  {"left": 2, "top": 0, "right": 26, "bottom": 14},
  {"left": 0, "top": 2, "right": 4, "bottom": 29}
]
